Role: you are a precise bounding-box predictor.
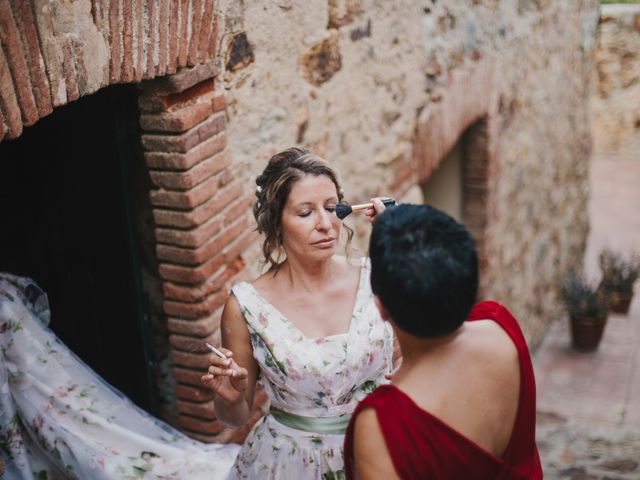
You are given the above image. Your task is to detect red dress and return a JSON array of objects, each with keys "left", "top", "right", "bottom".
[{"left": 344, "top": 301, "right": 543, "bottom": 479}]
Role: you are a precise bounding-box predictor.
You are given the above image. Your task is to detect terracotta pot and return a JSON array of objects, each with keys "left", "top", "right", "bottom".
[
  {"left": 569, "top": 315, "right": 607, "bottom": 352},
  {"left": 608, "top": 290, "right": 634, "bottom": 314}
]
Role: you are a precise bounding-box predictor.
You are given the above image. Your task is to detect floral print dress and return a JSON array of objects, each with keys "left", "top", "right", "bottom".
[
  {"left": 229, "top": 258, "right": 394, "bottom": 480},
  {"left": 0, "top": 273, "right": 240, "bottom": 480}
]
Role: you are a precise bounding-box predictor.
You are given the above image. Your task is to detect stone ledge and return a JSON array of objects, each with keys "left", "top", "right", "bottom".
[{"left": 139, "top": 59, "right": 222, "bottom": 95}]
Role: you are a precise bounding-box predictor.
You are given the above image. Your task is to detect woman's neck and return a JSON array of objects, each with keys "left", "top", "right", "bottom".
[
  {"left": 278, "top": 255, "right": 337, "bottom": 293},
  {"left": 393, "top": 325, "right": 464, "bottom": 373}
]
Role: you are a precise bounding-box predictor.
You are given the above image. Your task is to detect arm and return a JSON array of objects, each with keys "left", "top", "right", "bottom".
[
  {"left": 201, "top": 294, "right": 259, "bottom": 427},
  {"left": 353, "top": 409, "right": 400, "bottom": 480}
]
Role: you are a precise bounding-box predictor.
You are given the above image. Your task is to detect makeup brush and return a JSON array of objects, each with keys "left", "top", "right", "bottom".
[{"left": 335, "top": 197, "right": 396, "bottom": 220}]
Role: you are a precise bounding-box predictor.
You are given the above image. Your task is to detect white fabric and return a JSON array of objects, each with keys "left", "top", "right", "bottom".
[
  {"left": 0, "top": 273, "right": 239, "bottom": 480},
  {"left": 228, "top": 258, "right": 394, "bottom": 479}
]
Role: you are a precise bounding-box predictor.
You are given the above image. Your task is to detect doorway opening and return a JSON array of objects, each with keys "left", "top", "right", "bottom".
[{"left": 0, "top": 85, "right": 158, "bottom": 413}]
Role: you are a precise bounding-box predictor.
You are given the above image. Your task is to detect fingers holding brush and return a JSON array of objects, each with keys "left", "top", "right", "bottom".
[{"left": 365, "top": 197, "right": 388, "bottom": 224}]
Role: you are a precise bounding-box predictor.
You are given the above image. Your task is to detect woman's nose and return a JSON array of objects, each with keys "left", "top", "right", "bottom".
[{"left": 316, "top": 210, "right": 332, "bottom": 230}]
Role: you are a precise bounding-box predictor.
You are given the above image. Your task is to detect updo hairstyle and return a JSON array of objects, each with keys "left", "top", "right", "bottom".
[{"left": 253, "top": 147, "right": 352, "bottom": 270}]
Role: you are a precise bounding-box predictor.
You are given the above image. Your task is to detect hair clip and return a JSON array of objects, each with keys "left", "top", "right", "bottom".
[{"left": 256, "top": 185, "right": 263, "bottom": 194}]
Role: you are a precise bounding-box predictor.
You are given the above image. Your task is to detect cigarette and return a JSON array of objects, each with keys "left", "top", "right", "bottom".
[{"left": 205, "top": 342, "right": 226, "bottom": 359}]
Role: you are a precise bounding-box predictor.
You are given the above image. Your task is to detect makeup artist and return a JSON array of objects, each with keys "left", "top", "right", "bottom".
[{"left": 200, "top": 147, "right": 394, "bottom": 479}]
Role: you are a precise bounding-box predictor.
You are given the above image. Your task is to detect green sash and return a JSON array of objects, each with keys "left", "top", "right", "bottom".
[{"left": 270, "top": 407, "right": 351, "bottom": 435}]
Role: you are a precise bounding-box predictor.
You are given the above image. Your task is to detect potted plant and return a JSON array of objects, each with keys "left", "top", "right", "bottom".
[
  {"left": 560, "top": 271, "right": 610, "bottom": 352},
  {"left": 598, "top": 248, "right": 640, "bottom": 314}
]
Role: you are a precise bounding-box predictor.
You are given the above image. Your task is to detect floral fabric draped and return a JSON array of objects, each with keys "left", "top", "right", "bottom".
[
  {"left": 0, "top": 273, "right": 239, "bottom": 480},
  {"left": 228, "top": 259, "right": 394, "bottom": 479}
]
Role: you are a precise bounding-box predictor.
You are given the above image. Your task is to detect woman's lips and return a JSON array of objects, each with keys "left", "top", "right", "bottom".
[{"left": 313, "top": 238, "right": 336, "bottom": 248}]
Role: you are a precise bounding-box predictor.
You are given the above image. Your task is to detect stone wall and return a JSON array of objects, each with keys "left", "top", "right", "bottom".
[
  {"left": 592, "top": 4, "right": 640, "bottom": 162},
  {"left": 0, "top": 0, "right": 600, "bottom": 442},
  {"left": 220, "top": 0, "right": 599, "bottom": 348}
]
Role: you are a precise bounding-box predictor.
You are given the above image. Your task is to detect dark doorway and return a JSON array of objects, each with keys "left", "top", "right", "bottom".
[{"left": 0, "top": 85, "right": 158, "bottom": 413}]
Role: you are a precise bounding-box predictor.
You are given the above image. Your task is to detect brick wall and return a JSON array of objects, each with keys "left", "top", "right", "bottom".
[
  {"left": 138, "top": 67, "right": 259, "bottom": 441},
  {"left": 0, "top": 0, "right": 263, "bottom": 441}
]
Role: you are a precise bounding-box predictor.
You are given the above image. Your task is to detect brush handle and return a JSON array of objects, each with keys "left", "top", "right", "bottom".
[{"left": 350, "top": 197, "right": 396, "bottom": 212}]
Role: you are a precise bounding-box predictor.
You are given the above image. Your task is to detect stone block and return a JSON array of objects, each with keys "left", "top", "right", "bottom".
[{"left": 300, "top": 30, "right": 342, "bottom": 86}]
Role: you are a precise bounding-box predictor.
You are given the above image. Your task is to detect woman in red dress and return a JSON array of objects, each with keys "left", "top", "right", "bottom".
[{"left": 344, "top": 204, "right": 542, "bottom": 479}]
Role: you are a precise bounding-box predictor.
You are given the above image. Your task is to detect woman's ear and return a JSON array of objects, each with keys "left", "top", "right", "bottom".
[{"left": 374, "top": 296, "right": 391, "bottom": 321}]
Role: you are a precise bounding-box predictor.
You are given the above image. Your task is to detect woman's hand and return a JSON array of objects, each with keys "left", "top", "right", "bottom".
[
  {"left": 364, "top": 197, "right": 388, "bottom": 224},
  {"left": 201, "top": 347, "right": 249, "bottom": 405}
]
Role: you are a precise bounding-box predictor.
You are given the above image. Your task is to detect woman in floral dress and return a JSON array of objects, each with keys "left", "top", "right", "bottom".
[{"left": 201, "top": 148, "right": 394, "bottom": 479}]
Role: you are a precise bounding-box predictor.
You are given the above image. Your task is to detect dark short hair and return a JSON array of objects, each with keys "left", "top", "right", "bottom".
[{"left": 369, "top": 204, "right": 479, "bottom": 337}]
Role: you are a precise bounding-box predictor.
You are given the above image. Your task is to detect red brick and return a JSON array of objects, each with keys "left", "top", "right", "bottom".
[
  {"left": 185, "top": 429, "right": 234, "bottom": 444},
  {"left": 177, "top": 0, "right": 190, "bottom": 67},
  {"left": 167, "top": 0, "right": 179, "bottom": 74},
  {"left": 172, "top": 350, "right": 213, "bottom": 370},
  {"left": 211, "top": 92, "right": 227, "bottom": 113},
  {"left": 159, "top": 254, "right": 226, "bottom": 284},
  {"left": 152, "top": 182, "right": 244, "bottom": 228},
  {"left": 222, "top": 230, "right": 260, "bottom": 264},
  {"left": 176, "top": 399, "right": 215, "bottom": 419},
  {"left": 168, "top": 313, "right": 222, "bottom": 337},
  {"left": 156, "top": 0, "right": 169, "bottom": 76},
  {"left": 218, "top": 159, "right": 248, "bottom": 188},
  {"left": 140, "top": 58, "right": 220, "bottom": 95},
  {"left": 163, "top": 289, "right": 228, "bottom": 318},
  {"left": 144, "top": 0, "right": 157, "bottom": 78},
  {"left": 0, "top": 0, "right": 38, "bottom": 125},
  {"left": 169, "top": 331, "right": 220, "bottom": 351},
  {"left": 198, "top": 0, "right": 215, "bottom": 61},
  {"left": 121, "top": 0, "right": 134, "bottom": 82},
  {"left": 188, "top": 0, "right": 204, "bottom": 66},
  {"left": 173, "top": 366, "right": 212, "bottom": 387},
  {"left": 133, "top": 0, "right": 144, "bottom": 82},
  {"left": 207, "top": 14, "right": 219, "bottom": 57},
  {"left": 0, "top": 50, "right": 23, "bottom": 138},
  {"left": 162, "top": 80, "right": 215, "bottom": 111},
  {"left": 15, "top": 1, "right": 52, "bottom": 117},
  {"left": 175, "top": 383, "right": 213, "bottom": 402},
  {"left": 150, "top": 175, "right": 218, "bottom": 210},
  {"left": 108, "top": 0, "right": 122, "bottom": 82},
  {"left": 61, "top": 39, "right": 79, "bottom": 102},
  {"left": 164, "top": 257, "right": 244, "bottom": 301},
  {"left": 149, "top": 148, "right": 231, "bottom": 190},
  {"left": 155, "top": 217, "right": 223, "bottom": 248},
  {"left": 157, "top": 216, "right": 249, "bottom": 266},
  {"left": 141, "top": 113, "right": 225, "bottom": 153},
  {"left": 223, "top": 194, "right": 254, "bottom": 226},
  {"left": 145, "top": 132, "right": 227, "bottom": 170},
  {"left": 178, "top": 414, "right": 224, "bottom": 434},
  {"left": 141, "top": 101, "right": 214, "bottom": 133}
]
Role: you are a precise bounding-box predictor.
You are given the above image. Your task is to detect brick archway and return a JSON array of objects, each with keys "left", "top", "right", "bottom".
[
  {"left": 389, "top": 60, "right": 498, "bottom": 294},
  {"left": 1, "top": 1, "right": 256, "bottom": 441}
]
